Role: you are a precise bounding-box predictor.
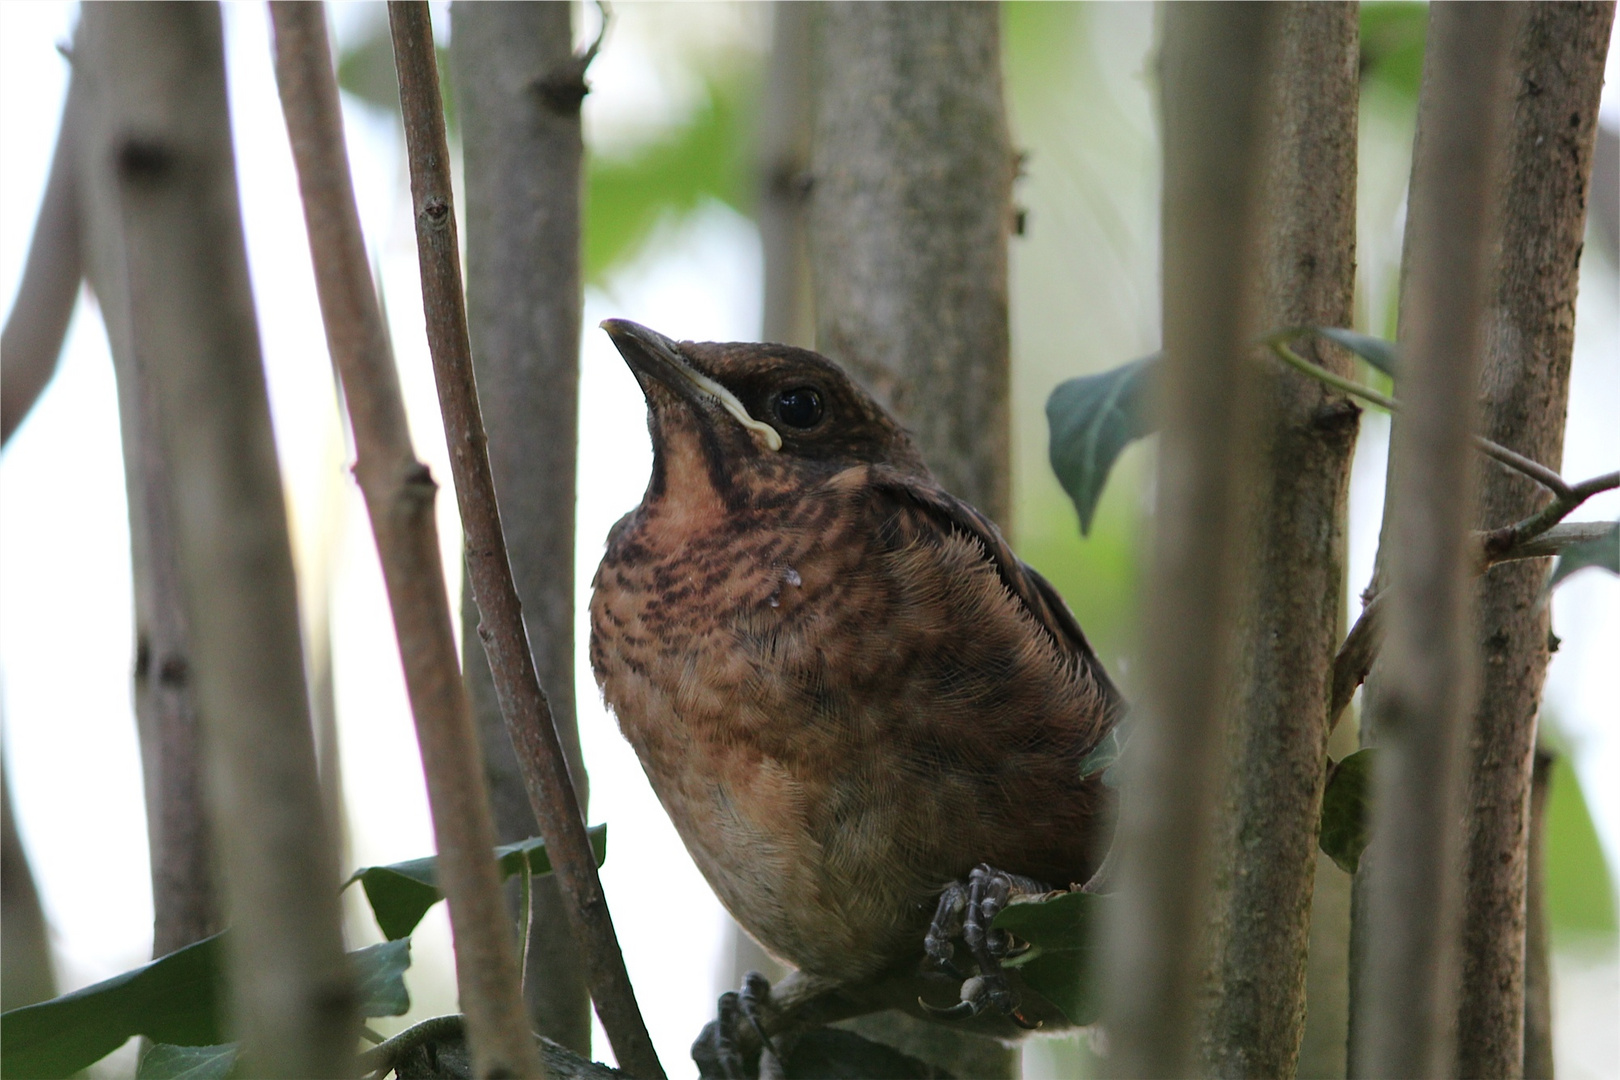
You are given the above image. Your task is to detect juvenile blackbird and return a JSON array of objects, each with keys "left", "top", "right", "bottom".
[{"left": 589, "top": 321, "right": 1123, "bottom": 1065}]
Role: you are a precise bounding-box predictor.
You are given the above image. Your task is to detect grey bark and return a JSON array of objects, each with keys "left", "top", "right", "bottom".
[
  {"left": 0, "top": 74, "right": 82, "bottom": 446},
  {"left": 70, "top": 9, "right": 224, "bottom": 960},
  {"left": 807, "top": 0, "right": 1013, "bottom": 527},
  {"left": 725, "top": 0, "right": 814, "bottom": 995},
  {"left": 1456, "top": 8, "right": 1614, "bottom": 1076},
  {"left": 451, "top": 1, "right": 590, "bottom": 1053},
  {"left": 1101, "top": 7, "right": 1278, "bottom": 1078},
  {"left": 78, "top": 4, "right": 354, "bottom": 1073},
  {"left": 1201, "top": 6, "right": 1360, "bottom": 1076},
  {"left": 805, "top": 5, "right": 1015, "bottom": 1073},
  {"left": 1350, "top": 6, "right": 1516, "bottom": 1077},
  {"left": 1522, "top": 748, "right": 1555, "bottom": 1080},
  {"left": 1, "top": 758, "right": 56, "bottom": 1011}
]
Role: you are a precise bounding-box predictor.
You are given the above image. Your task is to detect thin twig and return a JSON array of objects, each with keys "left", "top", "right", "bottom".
[
  {"left": 1479, "top": 470, "right": 1619, "bottom": 561},
  {"left": 1328, "top": 520, "right": 1608, "bottom": 730},
  {"left": 269, "top": 5, "right": 541, "bottom": 1075},
  {"left": 1268, "top": 339, "right": 1572, "bottom": 496},
  {"left": 386, "top": 6, "right": 665, "bottom": 1078}
]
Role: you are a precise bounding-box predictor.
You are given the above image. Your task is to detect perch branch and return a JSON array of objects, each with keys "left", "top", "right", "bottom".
[
  {"left": 386, "top": 5, "right": 665, "bottom": 1078},
  {"left": 269, "top": 5, "right": 541, "bottom": 1075}
]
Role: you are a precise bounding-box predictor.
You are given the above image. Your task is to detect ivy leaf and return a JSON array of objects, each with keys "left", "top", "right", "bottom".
[
  {"left": 1546, "top": 522, "right": 1619, "bottom": 592},
  {"left": 346, "top": 826, "right": 608, "bottom": 941},
  {"left": 1320, "top": 749, "right": 1378, "bottom": 874},
  {"left": 353, "top": 938, "right": 413, "bottom": 1018},
  {"left": 0, "top": 933, "right": 413, "bottom": 1079},
  {"left": 135, "top": 1043, "right": 237, "bottom": 1080},
  {"left": 990, "top": 890, "right": 1107, "bottom": 1026},
  {"left": 1309, "top": 327, "right": 1399, "bottom": 377},
  {"left": 1046, "top": 355, "right": 1161, "bottom": 535}
]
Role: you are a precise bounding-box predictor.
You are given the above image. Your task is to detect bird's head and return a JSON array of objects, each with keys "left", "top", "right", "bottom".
[{"left": 601, "top": 319, "right": 928, "bottom": 512}]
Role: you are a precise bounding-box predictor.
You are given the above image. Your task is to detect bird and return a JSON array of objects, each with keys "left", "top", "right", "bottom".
[{"left": 588, "top": 320, "right": 1123, "bottom": 1073}]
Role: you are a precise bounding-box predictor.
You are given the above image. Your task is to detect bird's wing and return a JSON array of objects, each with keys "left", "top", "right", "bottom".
[{"left": 869, "top": 467, "right": 1123, "bottom": 710}]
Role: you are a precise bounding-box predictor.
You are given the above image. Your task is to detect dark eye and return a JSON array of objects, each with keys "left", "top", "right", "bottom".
[{"left": 774, "top": 386, "right": 824, "bottom": 429}]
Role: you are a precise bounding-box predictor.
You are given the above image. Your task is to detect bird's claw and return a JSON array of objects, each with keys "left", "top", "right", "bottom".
[
  {"left": 922, "top": 864, "right": 1048, "bottom": 1028},
  {"left": 693, "top": 971, "right": 778, "bottom": 1080}
]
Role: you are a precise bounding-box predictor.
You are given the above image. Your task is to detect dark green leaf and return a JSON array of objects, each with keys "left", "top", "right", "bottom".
[
  {"left": 136, "top": 1043, "right": 237, "bottom": 1080},
  {"left": 780, "top": 1028, "right": 952, "bottom": 1079},
  {"left": 0, "top": 933, "right": 227, "bottom": 1079},
  {"left": 1310, "top": 327, "right": 1399, "bottom": 376},
  {"left": 347, "top": 826, "right": 608, "bottom": 940},
  {"left": 1046, "top": 355, "right": 1161, "bottom": 535},
  {"left": 1320, "top": 749, "right": 1379, "bottom": 874},
  {"left": 0, "top": 932, "right": 416, "bottom": 1079},
  {"left": 1547, "top": 522, "right": 1619, "bottom": 591},
  {"left": 353, "top": 938, "right": 412, "bottom": 1018},
  {"left": 990, "top": 890, "right": 1107, "bottom": 1026}
]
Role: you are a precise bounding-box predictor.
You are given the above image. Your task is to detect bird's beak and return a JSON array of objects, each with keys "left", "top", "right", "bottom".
[{"left": 600, "top": 319, "right": 782, "bottom": 451}]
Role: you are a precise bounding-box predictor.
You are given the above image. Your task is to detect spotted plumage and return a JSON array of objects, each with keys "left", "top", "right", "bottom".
[{"left": 589, "top": 321, "right": 1121, "bottom": 1018}]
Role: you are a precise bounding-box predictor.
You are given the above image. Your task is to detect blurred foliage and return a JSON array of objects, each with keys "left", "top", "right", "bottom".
[
  {"left": 1359, "top": 2, "right": 1427, "bottom": 105},
  {"left": 1546, "top": 755, "right": 1619, "bottom": 938},
  {"left": 584, "top": 70, "right": 758, "bottom": 282}
]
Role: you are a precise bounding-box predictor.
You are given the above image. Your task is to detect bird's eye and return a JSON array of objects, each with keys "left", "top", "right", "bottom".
[{"left": 774, "top": 386, "right": 824, "bottom": 429}]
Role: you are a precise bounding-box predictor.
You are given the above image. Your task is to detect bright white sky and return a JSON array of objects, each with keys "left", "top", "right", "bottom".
[{"left": 0, "top": 4, "right": 1616, "bottom": 1077}]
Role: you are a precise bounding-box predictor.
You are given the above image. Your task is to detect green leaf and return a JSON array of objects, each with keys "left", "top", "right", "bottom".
[
  {"left": 1360, "top": 2, "right": 1428, "bottom": 104},
  {"left": 346, "top": 826, "right": 608, "bottom": 940},
  {"left": 1046, "top": 355, "right": 1161, "bottom": 535},
  {"left": 1546, "top": 522, "right": 1619, "bottom": 592},
  {"left": 990, "top": 890, "right": 1107, "bottom": 1026},
  {"left": 1320, "top": 749, "right": 1379, "bottom": 874},
  {"left": 353, "top": 938, "right": 412, "bottom": 1018},
  {"left": 1309, "top": 327, "right": 1399, "bottom": 377},
  {"left": 136, "top": 1043, "right": 237, "bottom": 1080},
  {"left": 0, "top": 932, "right": 416, "bottom": 1078},
  {"left": 0, "top": 932, "right": 227, "bottom": 1079}
]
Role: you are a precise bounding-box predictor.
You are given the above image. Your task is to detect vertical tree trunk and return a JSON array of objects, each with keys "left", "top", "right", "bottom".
[
  {"left": 805, "top": 5, "right": 1014, "bottom": 1073},
  {"left": 1, "top": 759, "right": 55, "bottom": 1011},
  {"left": 725, "top": 0, "right": 813, "bottom": 995},
  {"left": 1522, "top": 748, "right": 1555, "bottom": 1080},
  {"left": 1350, "top": 6, "right": 1516, "bottom": 1077},
  {"left": 1456, "top": 7, "right": 1613, "bottom": 1075},
  {"left": 807, "top": 0, "right": 1012, "bottom": 526},
  {"left": 78, "top": 4, "right": 353, "bottom": 1073},
  {"left": 1202, "top": 6, "right": 1360, "bottom": 1076},
  {"left": 1100, "top": 7, "right": 1277, "bottom": 1077},
  {"left": 451, "top": 1, "right": 590, "bottom": 1052}
]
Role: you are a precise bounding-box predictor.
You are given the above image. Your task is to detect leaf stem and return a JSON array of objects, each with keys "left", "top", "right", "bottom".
[{"left": 1267, "top": 338, "right": 1572, "bottom": 496}]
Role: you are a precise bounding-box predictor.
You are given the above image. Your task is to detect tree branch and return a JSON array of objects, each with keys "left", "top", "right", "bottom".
[
  {"left": 385, "top": 6, "right": 664, "bottom": 1078},
  {"left": 269, "top": 6, "right": 540, "bottom": 1075},
  {"left": 1, "top": 73, "right": 83, "bottom": 446},
  {"left": 1268, "top": 338, "right": 1574, "bottom": 495}
]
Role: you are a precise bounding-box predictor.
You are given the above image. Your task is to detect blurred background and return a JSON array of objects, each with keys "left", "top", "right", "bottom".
[{"left": 1, "top": 3, "right": 1615, "bottom": 1076}]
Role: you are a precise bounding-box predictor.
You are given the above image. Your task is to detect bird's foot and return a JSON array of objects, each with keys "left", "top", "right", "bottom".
[
  {"left": 693, "top": 971, "right": 778, "bottom": 1080},
  {"left": 920, "top": 864, "right": 1046, "bottom": 1029}
]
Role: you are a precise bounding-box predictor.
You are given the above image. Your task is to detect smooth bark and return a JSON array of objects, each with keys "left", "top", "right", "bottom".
[
  {"left": 807, "top": 0, "right": 1013, "bottom": 527},
  {"left": 387, "top": 7, "right": 663, "bottom": 1077},
  {"left": 80, "top": 4, "right": 354, "bottom": 1073},
  {"left": 271, "top": 6, "right": 541, "bottom": 1075},
  {"left": 1351, "top": 6, "right": 1516, "bottom": 1077},
  {"left": 0, "top": 75, "right": 82, "bottom": 446},
  {"left": 725, "top": 0, "right": 813, "bottom": 996},
  {"left": 451, "top": 1, "right": 591, "bottom": 1052},
  {"left": 1202, "top": 6, "right": 1360, "bottom": 1076},
  {"left": 1101, "top": 7, "right": 1277, "bottom": 1078},
  {"left": 805, "top": 6, "right": 1016, "bottom": 1074},
  {"left": 1456, "top": 8, "right": 1614, "bottom": 1075},
  {"left": 1522, "top": 748, "right": 1555, "bottom": 1080}
]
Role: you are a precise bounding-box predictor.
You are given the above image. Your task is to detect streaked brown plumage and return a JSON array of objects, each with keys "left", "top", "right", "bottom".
[{"left": 589, "top": 321, "right": 1121, "bottom": 1043}]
